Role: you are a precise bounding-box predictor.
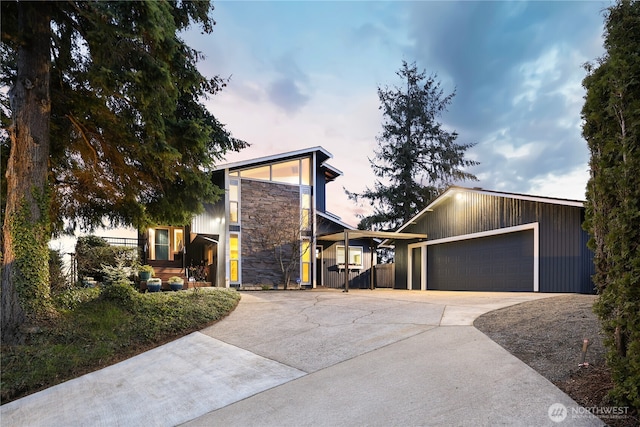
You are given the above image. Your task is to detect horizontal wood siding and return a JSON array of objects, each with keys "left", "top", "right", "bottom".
[
  {"left": 398, "top": 191, "right": 595, "bottom": 293},
  {"left": 320, "top": 239, "right": 374, "bottom": 289}
]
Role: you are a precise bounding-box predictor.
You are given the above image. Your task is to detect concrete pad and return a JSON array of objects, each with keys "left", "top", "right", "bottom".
[
  {"left": 184, "top": 327, "right": 602, "bottom": 427},
  {"left": 1, "top": 332, "right": 305, "bottom": 427}
]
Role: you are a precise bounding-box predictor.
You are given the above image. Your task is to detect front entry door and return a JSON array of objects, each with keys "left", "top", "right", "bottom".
[{"left": 155, "top": 229, "right": 170, "bottom": 260}]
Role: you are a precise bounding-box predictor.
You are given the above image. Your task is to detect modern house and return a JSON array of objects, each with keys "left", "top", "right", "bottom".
[
  {"left": 139, "top": 147, "right": 378, "bottom": 289},
  {"left": 385, "top": 186, "right": 596, "bottom": 293}
]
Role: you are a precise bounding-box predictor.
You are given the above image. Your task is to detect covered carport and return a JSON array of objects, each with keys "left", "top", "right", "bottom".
[{"left": 317, "top": 230, "right": 427, "bottom": 291}]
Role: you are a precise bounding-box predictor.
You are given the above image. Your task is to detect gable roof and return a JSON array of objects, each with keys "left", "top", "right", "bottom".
[
  {"left": 395, "top": 186, "right": 585, "bottom": 235},
  {"left": 214, "top": 146, "right": 342, "bottom": 182}
]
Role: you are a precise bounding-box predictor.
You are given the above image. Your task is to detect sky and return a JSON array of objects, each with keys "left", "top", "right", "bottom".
[{"left": 181, "top": 0, "right": 611, "bottom": 228}]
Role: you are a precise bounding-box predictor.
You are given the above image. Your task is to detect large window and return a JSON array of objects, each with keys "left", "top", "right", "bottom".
[
  {"left": 230, "top": 234, "right": 240, "bottom": 283},
  {"left": 272, "top": 160, "right": 300, "bottom": 184},
  {"left": 336, "top": 245, "right": 363, "bottom": 269},
  {"left": 240, "top": 165, "right": 270, "bottom": 180},
  {"left": 236, "top": 157, "right": 311, "bottom": 186}
]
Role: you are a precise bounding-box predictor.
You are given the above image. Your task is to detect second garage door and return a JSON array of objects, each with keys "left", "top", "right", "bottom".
[{"left": 426, "top": 230, "right": 534, "bottom": 291}]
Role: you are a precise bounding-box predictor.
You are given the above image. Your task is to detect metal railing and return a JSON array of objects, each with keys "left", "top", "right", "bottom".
[{"left": 101, "top": 236, "right": 139, "bottom": 248}]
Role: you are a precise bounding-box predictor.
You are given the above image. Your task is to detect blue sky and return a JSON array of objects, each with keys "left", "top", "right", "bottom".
[{"left": 184, "top": 0, "right": 610, "bottom": 227}]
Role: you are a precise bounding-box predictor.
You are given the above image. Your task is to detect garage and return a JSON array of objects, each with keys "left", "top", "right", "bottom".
[
  {"left": 426, "top": 229, "right": 534, "bottom": 291},
  {"left": 391, "top": 186, "right": 595, "bottom": 294}
]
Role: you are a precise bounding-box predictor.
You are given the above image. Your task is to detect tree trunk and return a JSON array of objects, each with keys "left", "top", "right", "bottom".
[{"left": 1, "top": 2, "right": 52, "bottom": 344}]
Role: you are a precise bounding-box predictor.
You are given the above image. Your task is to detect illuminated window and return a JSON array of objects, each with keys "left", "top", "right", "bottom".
[
  {"left": 301, "top": 240, "right": 311, "bottom": 283},
  {"left": 272, "top": 160, "right": 300, "bottom": 184},
  {"left": 336, "top": 246, "right": 363, "bottom": 268},
  {"left": 230, "top": 234, "right": 240, "bottom": 282},
  {"left": 301, "top": 187, "right": 311, "bottom": 230},
  {"left": 173, "top": 229, "right": 184, "bottom": 252},
  {"left": 301, "top": 158, "right": 311, "bottom": 185},
  {"left": 235, "top": 156, "right": 312, "bottom": 186},
  {"left": 240, "top": 165, "right": 270, "bottom": 180},
  {"left": 229, "top": 179, "right": 239, "bottom": 223}
]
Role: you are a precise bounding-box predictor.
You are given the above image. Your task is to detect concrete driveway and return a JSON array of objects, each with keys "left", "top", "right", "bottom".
[{"left": 1, "top": 289, "right": 603, "bottom": 426}]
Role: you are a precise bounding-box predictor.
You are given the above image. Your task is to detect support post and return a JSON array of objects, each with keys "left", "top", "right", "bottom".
[{"left": 343, "top": 230, "right": 349, "bottom": 293}]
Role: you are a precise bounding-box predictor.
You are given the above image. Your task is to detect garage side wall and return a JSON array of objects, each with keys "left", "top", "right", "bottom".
[{"left": 395, "top": 192, "right": 595, "bottom": 293}]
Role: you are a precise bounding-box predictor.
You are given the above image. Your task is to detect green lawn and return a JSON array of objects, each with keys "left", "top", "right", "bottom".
[{"left": 1, "top": 284, "right": 240, "bottom": 403}]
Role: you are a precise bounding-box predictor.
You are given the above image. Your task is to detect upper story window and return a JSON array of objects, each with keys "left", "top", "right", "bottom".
[
  {"left": 240, "top": 165, "right": 270, "bottom": 181},
  {"left": 237, "top": 157, "right": 311, "bottom": 186}
]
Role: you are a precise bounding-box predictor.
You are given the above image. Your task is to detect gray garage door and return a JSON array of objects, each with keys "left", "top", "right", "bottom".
[{"left": 426, "top": 230, "right": 534, "bottom": 291}]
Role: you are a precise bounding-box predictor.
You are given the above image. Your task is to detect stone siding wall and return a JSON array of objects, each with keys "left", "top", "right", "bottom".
[{"left": 241, "top": 179, "right": 301, "bottom": 286}]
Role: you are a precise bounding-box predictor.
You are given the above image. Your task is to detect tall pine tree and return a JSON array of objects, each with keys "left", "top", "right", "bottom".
[
  {"left": 347, "top": 61, "right": 478, "bottom": 231},
  {"left": 582, "top": 0, "right": 640, "bottom": 410},
  {"left": 0, "top": 1, "right": 246, "bottom": 343}
]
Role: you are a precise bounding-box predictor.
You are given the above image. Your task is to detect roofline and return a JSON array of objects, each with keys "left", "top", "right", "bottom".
[
  {"left": 322, "top": 163, "right": 344, "bottom": 179},
  {"left": 214, "top": 146, "right": 333, "bottom": 171},
  {"left": 317, "top": 210, "right": 355, "bottom": 230},
  {"left": 393, "top": 185, "right": 585, "bottom": 236}
]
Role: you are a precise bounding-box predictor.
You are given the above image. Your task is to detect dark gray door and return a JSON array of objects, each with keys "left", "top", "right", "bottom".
[
  {"left": 427, "top": 230, "right": 534, "bottom": 291},
  {"left": 410, "top": 247, "right": 421, "bottom": 290}
]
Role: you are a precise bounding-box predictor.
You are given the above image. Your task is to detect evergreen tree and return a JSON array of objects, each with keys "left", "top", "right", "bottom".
[
  {"left": 582, "top": 0, "right": 640, "bottom": 410},
  {"left": 347, "top": 61, "right": 478, "bottom": 231},
  {"left": 0, "top": 1, "right": 246, "bottom": 343}
]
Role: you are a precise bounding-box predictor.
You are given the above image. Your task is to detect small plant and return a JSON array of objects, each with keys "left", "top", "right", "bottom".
[
  {"left": 101, "top": 254, "right": 134, "bottom": 286},
  {"left": 261, "top": 285, "right": 271, "bottom": 291},
  {"left": 146, "top": 278, "right": 162, "bottom": 293},
  {"left": 138, "top": 265, "right": 154, "bottom": 279},
  {"left": 168, "top": 276, "right": 184, "bottom": 292}
]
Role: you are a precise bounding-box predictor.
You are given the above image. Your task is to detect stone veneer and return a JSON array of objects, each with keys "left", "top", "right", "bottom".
[{"left": 240, "top": 179, "right": 301, "bottom": 287}]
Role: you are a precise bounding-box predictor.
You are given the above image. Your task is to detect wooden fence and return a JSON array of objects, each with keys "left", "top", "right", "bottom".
[{"left": 374, "top": 263, "right": 395, "bottom": 288}]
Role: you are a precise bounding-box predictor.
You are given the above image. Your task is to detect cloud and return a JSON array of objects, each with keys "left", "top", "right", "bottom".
[
  {"left": 267, "top": 77, "right": 309, "bottom": 114},
  {"left": 404, "top": 1, "right": 606, "bottom": 198}
]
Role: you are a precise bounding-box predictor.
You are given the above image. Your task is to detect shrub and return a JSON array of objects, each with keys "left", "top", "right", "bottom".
[
  {"left": 48, "top": 249, "right": 67, "bottom": 292},
  {"left": 53, "top": 287, "right": 101, "bottom": 311},
  {"left": 75, "top": 236, "right": 137, "bottom": 284},
  {"left": 100, "top": 282, "right": 139, "bottom": 310}
]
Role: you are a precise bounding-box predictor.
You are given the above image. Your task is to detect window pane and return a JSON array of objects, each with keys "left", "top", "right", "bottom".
[
  {"left": 301, "top": 158, "right": 311, "bottom": 185},
  {"left": 336, "top": 246, "right": 363, "bottom": 266},
  {"left": 230, "top": 235, "right": 238, "bottom": 257},
  {"left": 155, "top": 229, "right": 169, "bottom": 260},
  {"left": 302, "top": 241, "right": 311, "bottom": 262},
  {"left": 229, "top": 180, "right": 238, "bottom": 201},
  {"left": 351, "top": 250, "right": 362, "bottom": 266},
  {"left": 230, "top": 260, "right": 238, "bottom": 282},
  {"left": 272, "top": 160, "right": 300, "bottom": 184},
  {"left": 240, "top": 165, "right": 270, "bottom": 181},
  {"left": 302, "top": 263, "right": 310, "bottom": 283},
  {"left": 230, "top": 201, "right": 238, "bottom": 223},
  {"left": 173, "top": 229, "right": 184, "bottom": 252},
  {"left": 302, "top": 192, "right": 311, "bottom": 208}
]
